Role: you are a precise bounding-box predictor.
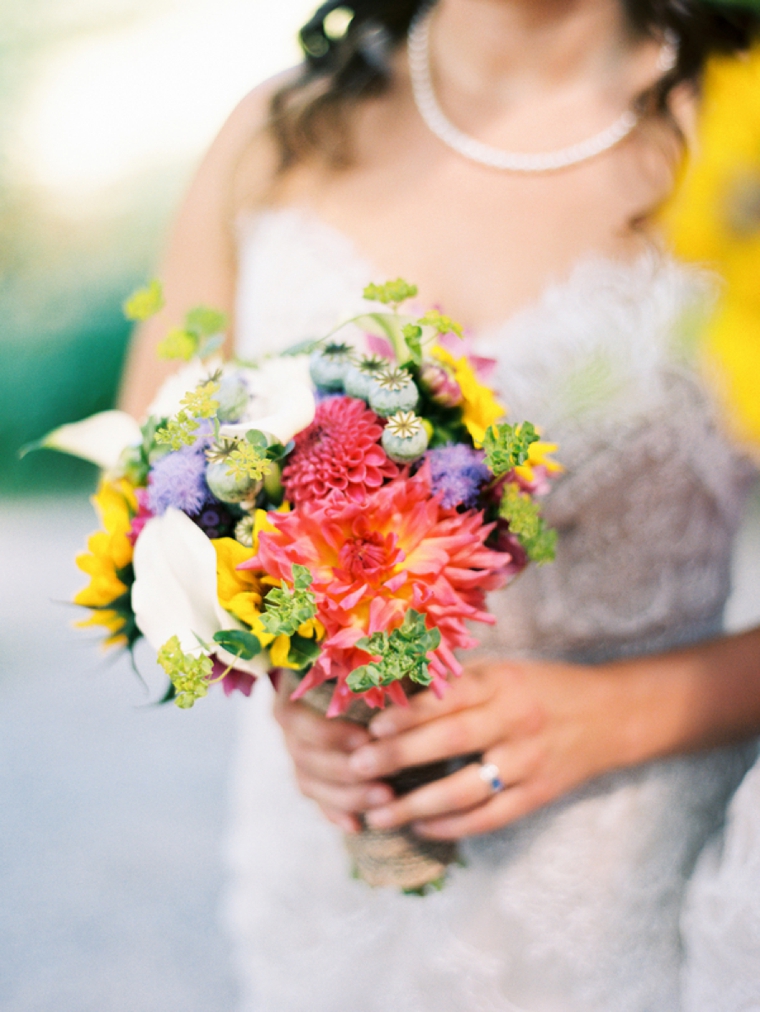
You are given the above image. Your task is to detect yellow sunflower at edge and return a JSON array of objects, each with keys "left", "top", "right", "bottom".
[
  {"left": 212, "top": 508, "right": 324, "bottom": 670},
  {"left": 662, "top": 46, "right": 760, "bottom": 448},
  {"left": 431, "top": 345, "right": 506, "bottom": 444},
  {"left": 74, "top": 478, "right": 138, "bottom": 647}
]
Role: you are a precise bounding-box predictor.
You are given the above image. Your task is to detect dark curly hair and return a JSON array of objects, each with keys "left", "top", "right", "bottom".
[{"left": 269, "top": 0, "right": 760, "bottom": 169}]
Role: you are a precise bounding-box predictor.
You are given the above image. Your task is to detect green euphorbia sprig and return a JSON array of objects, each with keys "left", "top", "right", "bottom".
[
  {"left": 157, "top": 635, "right": 214, "bottom": 709},
  {"left": 155, "top": 378, "right": 220, "bottom": 450},
  {"left": 224, "top": 437, "right": 272, "bottom": 483},
  {"left": 363, "top": 279, "right": 418, "bottom": 308},
  {"left": 499, "top": 484, "right": 557, "bottom": 565},
  {"left": 347, "top": 610, "right": 442, "bottom": 694},
  {"left": 123, "top": 280, "right": 228, "bottom": 361},
  {"left": 156, "top": 306, "right": 228, "bottom": 361},
  {"left": 123, "top": 279, "right": 164, "bottom": 321},
  {"left": 261, "top": 565, "right": 318, "bottom": 637},
  {"left": 417, "top": 309, "right": 464, "bottom": 339},
  {"left": 483, "top": 421, "right": 540, "bottom": 477}
]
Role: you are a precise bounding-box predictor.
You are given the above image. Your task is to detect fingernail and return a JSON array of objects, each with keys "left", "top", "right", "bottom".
[
  {"left": 367, "top": 786, "right": 392, "bottom": 806},
  {"left": 366, "top": 807, "right": 394, "bottom": 829},
  {"left": 349, "top": 748, "right": 377, "bottom": 775},
  {"left": 370, "top": 717, "right": 394, "bottom": 738}
]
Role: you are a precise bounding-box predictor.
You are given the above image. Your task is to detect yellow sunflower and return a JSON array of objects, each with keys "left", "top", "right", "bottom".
[
  {"left": 212, "top": 508, "right": 323, "bottom": 670},
  {"left": 431, "top": 345, "right": 506, "bottom": 445},
  {"left": 662, "top": 46, "right": 760, "bottom": 448},
  {"left": 75, "top": 479, "right": 138, "bottom": 647}
]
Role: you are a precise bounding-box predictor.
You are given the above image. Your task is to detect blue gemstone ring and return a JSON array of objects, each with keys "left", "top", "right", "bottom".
[{"left": 478, "top": 762, "right": 505, "bottom": 795}]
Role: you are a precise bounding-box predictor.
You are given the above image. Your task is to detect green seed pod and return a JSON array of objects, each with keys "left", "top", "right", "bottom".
[
  {"left": 216, "top": 374, "right": 249, "bottom": 423},
  {"left": 381, "top": 411, "right": 429, "bottom": 463},
  {"left": 206, "top": 460, "right": 262, "bottom": 504},
  {"left": 309, "top": 342, "right": 354, "bottom": 392},
  {"left": 369, "top": 367, "right": 419, "bottom": 417},
  {"left": 343, "top": 355, "right": 390, "bottom": 401}
]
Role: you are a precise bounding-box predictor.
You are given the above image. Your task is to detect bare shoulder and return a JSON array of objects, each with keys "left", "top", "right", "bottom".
[
  {"left": 185, "top": 68, "right": 298, "bottom": 216},
  {"left": 119, "top": 69, "right": 300, "bottom": 419}
]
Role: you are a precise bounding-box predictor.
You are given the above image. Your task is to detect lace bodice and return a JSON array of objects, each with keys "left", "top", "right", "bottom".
[{"left": 226, "top": 206, "right": 757, "bottom": 1012}]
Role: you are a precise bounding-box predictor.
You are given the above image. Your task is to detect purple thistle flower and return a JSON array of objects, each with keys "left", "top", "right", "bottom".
[
  {"left": 427, "top": 444, "right": 490, "bottom": 510},
  {"left": 148, "top": 444, "right": 212, "bottom": 517}
]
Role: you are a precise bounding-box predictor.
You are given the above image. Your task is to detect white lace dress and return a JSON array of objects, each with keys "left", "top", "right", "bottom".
[{"left": 224, "top": 207, "right": 758, "bottom": 1012}]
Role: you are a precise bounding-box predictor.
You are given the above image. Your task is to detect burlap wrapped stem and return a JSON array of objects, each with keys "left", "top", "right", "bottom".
[{"left": 281, "top": 670, "right": 460, "bottom": 892}]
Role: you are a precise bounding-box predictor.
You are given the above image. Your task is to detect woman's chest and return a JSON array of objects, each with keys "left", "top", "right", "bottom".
[{"left": 276, "top": 137, "right": 660, "bottom": 333}]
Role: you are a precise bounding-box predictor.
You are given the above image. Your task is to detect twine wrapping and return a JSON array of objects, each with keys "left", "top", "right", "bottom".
[{"left": 281, "top": 671, "right": 460, "bottom": 892}]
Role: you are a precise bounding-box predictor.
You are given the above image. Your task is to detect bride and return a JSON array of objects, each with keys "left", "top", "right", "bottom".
[{"left": 122, "top": 1, "right": 760, "bottom": 1009}]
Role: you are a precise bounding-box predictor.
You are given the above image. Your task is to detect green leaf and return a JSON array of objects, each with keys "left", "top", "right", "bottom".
[
  {"left": 157, "top": 328, "right": 198, "bottom": 361},
  {"left": 483, "top": 421, "right": 539, "bottom": 477},
  {"left": 213, "top": 629, "right": 262, "bottom": 660},
  {"left": 123, "top": 279, "right": 164, "bottom": 321},
  {"left": 265, "top": 441, "right": 290, "bottom": 462},
  {"left": 185, "top": 306, "right": 228, "bottom": 338},
  {"left": 245, "top": 429, "right": 269, "bottom": 450},
  {"left": 286, "top": 633, "right": 322, "bottom": 670},
  {"left": 280, "top": 338, "right": 321, "bottom": 357},
  {"left": 363, "top": 278, "right": 418, "bottom": 307},
  {"left": 402, "top": 323, "right": 423, "bottom": 365},
  {"left": 156, "top": 681, "right": 177, "bottom": 705}
]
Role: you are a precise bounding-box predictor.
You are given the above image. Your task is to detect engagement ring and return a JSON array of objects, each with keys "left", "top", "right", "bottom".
[{"left": 478, "top": 762, "right": 505, "bottom": 795}]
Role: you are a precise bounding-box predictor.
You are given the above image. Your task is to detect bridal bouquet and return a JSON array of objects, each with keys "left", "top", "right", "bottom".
[{"left": 41, "top": 277, "right": 560, "bottom": 890}]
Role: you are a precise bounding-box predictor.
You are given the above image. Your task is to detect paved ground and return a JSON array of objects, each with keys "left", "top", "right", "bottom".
[
  {"left": 1, "top": 492, "right": 759, "bottom": 1012},
  {"left": 0, "top": 496, "right": 240, "bottom": 1011}
]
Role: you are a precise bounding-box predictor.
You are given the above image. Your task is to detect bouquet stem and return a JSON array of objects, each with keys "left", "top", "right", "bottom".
[{"left": 281, "top": 671, "right": 459, "bottom": 892}]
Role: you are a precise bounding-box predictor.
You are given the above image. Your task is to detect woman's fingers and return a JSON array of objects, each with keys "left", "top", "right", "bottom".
[
  {"left": 363, "top": 741, "right": 542, "bottom": 832},
  {"left": 295, "top": 771, "right": 394, "bottom": 815},
  {"left": 368, "top": 663, "right": 495, "bottom": 738},
  {"left": 364, "top": 762, "right": 493, "bottom": 830},
  {"left": 274, "top": 693, "right": 371, "bottom": 752},
  {"left": 412, "top": 783, "right": 543, "bottom": 840},
  {"left": 350, "top": 703, "right": 501, "bottom": 779},
  {"left": 317, "top": 804, "right": 362, "bottom": 835},
  {"left": 290, "top": 742, "right": 378, "bottom": 786}
]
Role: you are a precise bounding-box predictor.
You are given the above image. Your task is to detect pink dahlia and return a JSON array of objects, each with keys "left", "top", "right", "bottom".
[
  {"left": 245, "top": 461, "right": 512, "bottom": 713},
  {"left": 281, "top": 396, "right": 398, "bottom": 505}
]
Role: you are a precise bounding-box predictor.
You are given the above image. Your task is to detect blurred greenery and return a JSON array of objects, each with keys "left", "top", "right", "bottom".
[
  {"left": 1, "top": 0, "right": 309, "bottom": 494},
  {"left": 0, "top": 0, "right": 184, "bottom": 493}
]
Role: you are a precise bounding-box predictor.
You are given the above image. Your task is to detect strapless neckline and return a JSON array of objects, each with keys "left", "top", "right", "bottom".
[{"left": 237, "top": 203, "right": 678, "bottom": 345}]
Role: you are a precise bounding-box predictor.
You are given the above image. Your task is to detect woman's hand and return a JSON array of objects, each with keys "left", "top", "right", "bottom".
[
  {"left": 273, "top": 678, "right": 396, "bottom": 834},
  {"left": 353, "top": 657, "right": 626, "bottom": 839},
  {"left": 274, "top": 628, "right": 760, "bottom": 840},
  {"left": 274, "top": 656, "right": 631, "bottom": 839}
]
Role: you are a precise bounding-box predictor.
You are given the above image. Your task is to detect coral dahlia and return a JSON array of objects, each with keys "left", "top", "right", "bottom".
[
  {"left": 281, "top": 396, "right": 398, "bottom": 505},
  {"left": 246, "top": 462, "right": 512, "bottom": 713}
]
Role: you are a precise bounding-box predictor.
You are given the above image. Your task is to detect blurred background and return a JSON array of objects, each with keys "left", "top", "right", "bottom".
[
  {"left": 1, "top": 4, "right": 760, "bottom": 1011},
  {"left": 0, "top": 2, "right": 312, "bottom": 1009}
]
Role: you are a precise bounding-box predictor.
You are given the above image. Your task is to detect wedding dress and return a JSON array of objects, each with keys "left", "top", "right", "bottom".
[{"left": 224, "top": 206, "right": 758, "bottom": 1012}]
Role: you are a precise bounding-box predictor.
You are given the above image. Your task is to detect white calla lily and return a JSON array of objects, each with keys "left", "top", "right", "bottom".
[
  {"left": 132, "top": 508, "right": 267, "bottom": 677},
  {"left": 29, "top": 410, "right": 142, "bottom": 470},
  {"left": 146, "top": 356, "right": 224, "bottom": 419},
  {"left": 220, "top": 355, "right": 315, "bottom": 444}
]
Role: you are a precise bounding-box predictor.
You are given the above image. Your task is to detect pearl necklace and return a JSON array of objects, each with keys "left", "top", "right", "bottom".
[{"left": 407, "top": 8, "right": 664, "bottom": 174}]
